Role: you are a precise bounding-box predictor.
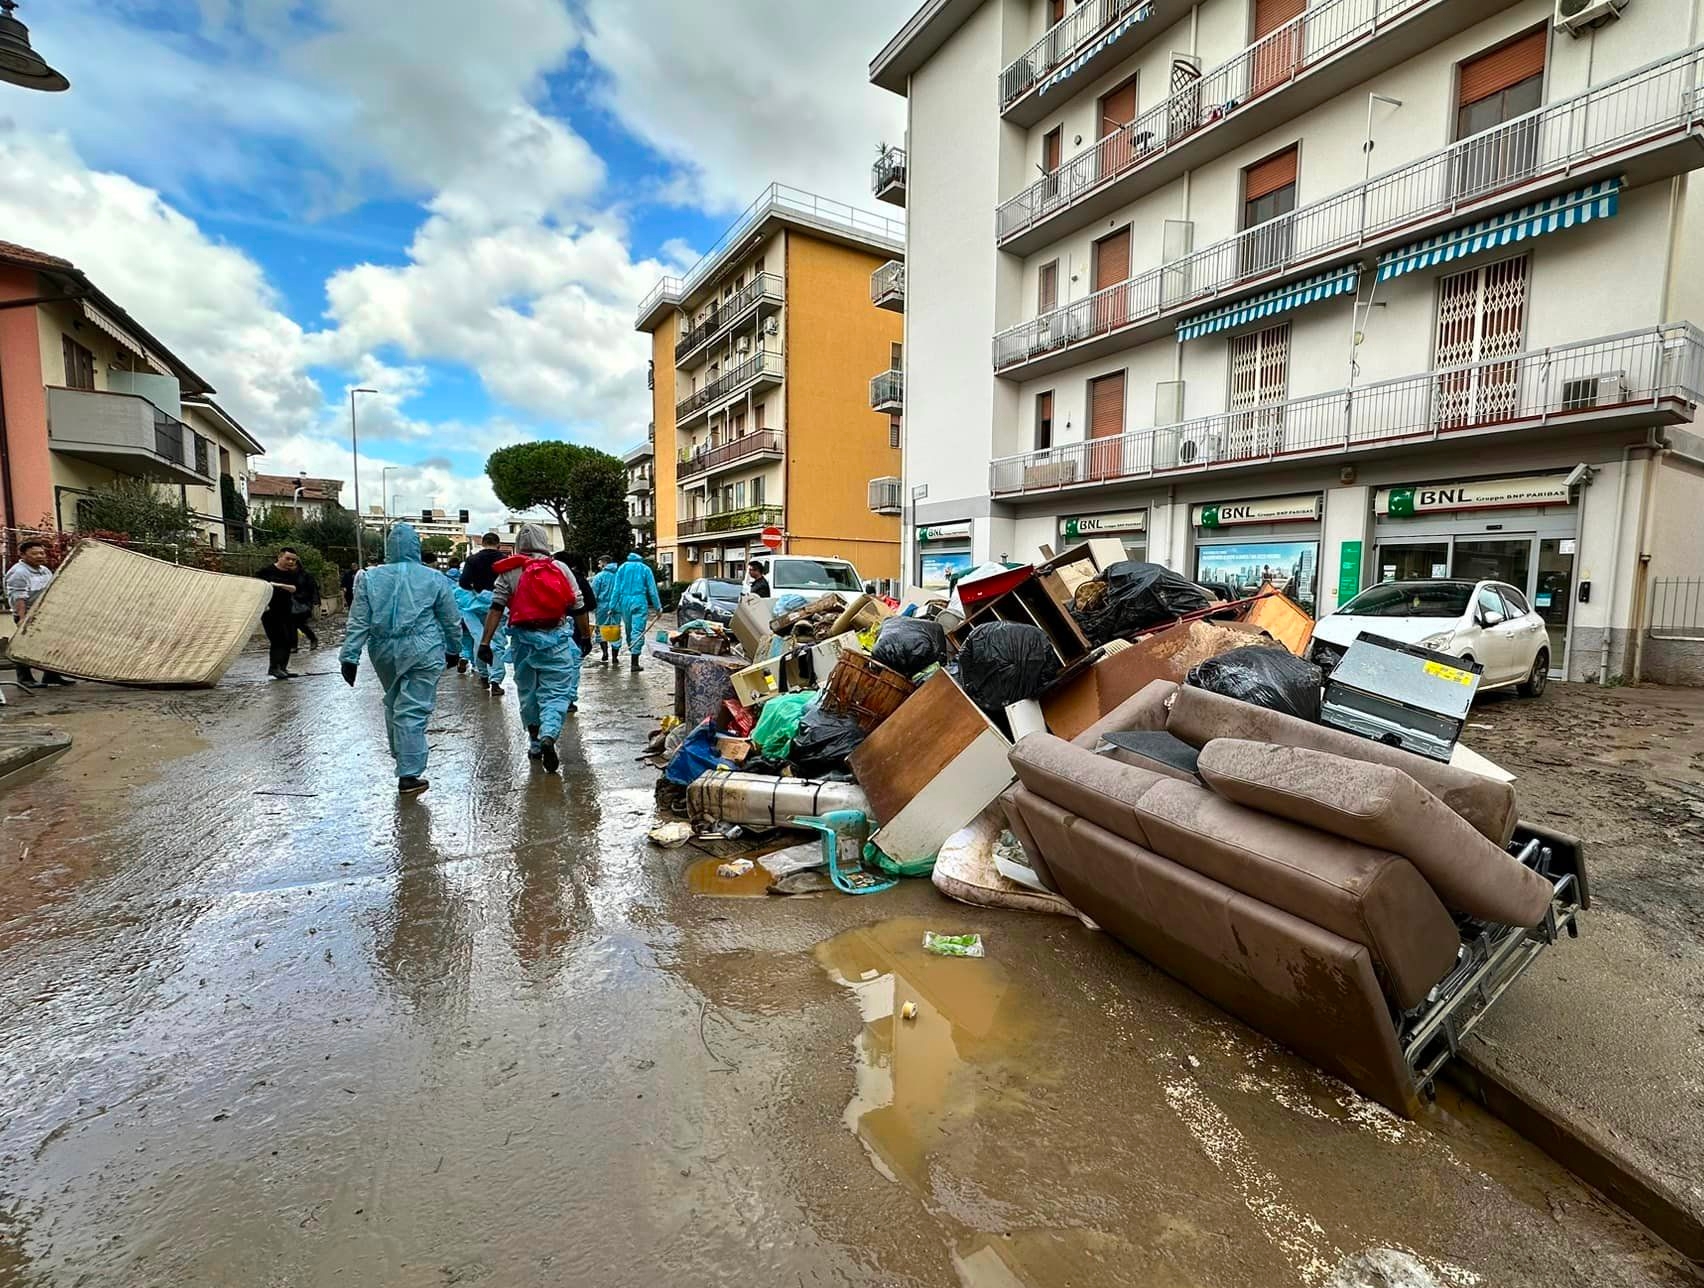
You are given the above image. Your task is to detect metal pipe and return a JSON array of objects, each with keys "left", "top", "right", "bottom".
[
  {"left": 1630, "top": 431, "right": 1664, "bottom": 683},
  {"left": 1563, "top": 469, "right": 1589, "bottom": 682},
  {"left": 1598, "top": 444, "right": 1634, "bottom": 684}
]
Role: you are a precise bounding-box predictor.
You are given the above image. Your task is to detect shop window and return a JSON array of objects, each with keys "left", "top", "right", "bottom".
[{"left": 1195, "top": 540, "right": 1318, "bottom": 611}]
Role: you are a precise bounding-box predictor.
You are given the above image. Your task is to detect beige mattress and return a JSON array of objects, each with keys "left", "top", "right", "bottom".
[{"left": 9, "top": 541, "right": 271, "bottom": 687}]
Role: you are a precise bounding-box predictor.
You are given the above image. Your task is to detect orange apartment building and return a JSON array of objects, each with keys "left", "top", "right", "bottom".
[{"left": 635, "top": 184, "right": 907, "bottom": 586}]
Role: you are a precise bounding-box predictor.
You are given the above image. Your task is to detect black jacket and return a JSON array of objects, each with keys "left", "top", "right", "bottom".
[
  {"left": 460, "top": 547, "right": 504, "bottom": 593},
  {"left": 255, "top": 563, "right": 303, "bottom": 617}
]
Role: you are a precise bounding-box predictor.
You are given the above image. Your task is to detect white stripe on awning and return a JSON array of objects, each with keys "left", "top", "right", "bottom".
[
  {"left": 1175, "top": 265, "right": 1359, "bottom": 343},
  {"left": 80, "top": 301, "right": 169, "bottom": 374},
  {"left": 1035, "top": 1, "right": 1156, "bottom": 99},
  {"left": 1376, "top": 178, "right": 1624, "bottom": 283}
]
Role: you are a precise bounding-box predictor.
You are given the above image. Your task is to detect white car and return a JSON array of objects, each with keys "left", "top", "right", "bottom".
[
  {"left": 1308, "top": 579, "right": 1552, "bottom": 697},
  {"left": 762, "top": 555, "right": 869, "bottom": 599}
]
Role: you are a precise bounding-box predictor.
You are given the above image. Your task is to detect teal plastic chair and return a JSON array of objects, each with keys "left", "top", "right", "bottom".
[{"left": 789, "top": 810, "right": 896, "bottom": 895}]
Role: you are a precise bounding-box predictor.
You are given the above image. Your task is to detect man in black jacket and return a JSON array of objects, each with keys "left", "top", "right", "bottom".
[
  {"left": 256, "top": 548, "right": 305, "bottom": 679},
  {"left": 459, "top": 531, "right": 505, "bottom": 593}
]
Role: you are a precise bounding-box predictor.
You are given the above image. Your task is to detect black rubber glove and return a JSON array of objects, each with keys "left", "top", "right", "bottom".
[
  {"left": 445, "top": 652, "right": 462, "bottom": 669},
  {"left": 477, "top": 643, "right": 495, "bottom": 665},
  {"left": 341, "top": 661, "right": 358, "bottom": 687}
]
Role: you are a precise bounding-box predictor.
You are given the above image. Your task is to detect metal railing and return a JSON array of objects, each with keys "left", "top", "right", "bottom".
[
  {"left": 677, "top": 430, "right": 784, "bottom": 481},
  {"left": 870, "top": 369, "right": 904, "bottom": 410},
  {"left": 1000, "top": 0, "right": 1155, "bottom": 110},
  {"left": 639, "top": 184, "right": 904, "bottom": 327},
  {"left": 678, "top": 504, "right": 784, "bottom": 538},
  {"left": 995, "top": 44, "right": 1704, "bottom": 369},
  {"left": 868, "top": 476, "right": 903, "bottom": 514},
  {"left": 675, "top": 272, "right": 784, "bottom": 362},
  {"left": 990, "top": 325, "right": 1704, "bottom": 496},
  {"left": 871, "top": 259, "right": 906, "bottom": 306},
  {"left": 873, "top": 146, "right": 907, "bottom": 196},
  {"left": 1650, "top": 577, "right": 1704, "bottom": 640},
  {"left": 151, "top": 408, "right": 188, "bottom": 467},
  {"left": 675, "top": 348, "right": 784, "bottom": 421}
]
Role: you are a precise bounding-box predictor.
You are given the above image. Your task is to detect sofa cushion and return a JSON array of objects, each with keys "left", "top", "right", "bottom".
[
  {"left": 1099, "top": 730, "right": 1202, "bottom": 784},
  {"left": 1131, "top": 778, "right": 1460, "bottom": 1010},
  {"left": 1197, "top": 739, "right": 1553, "bottom": 927},
  {"left": 1165, "top": 685, "right": 1517, "bottom": 846},
  {"left": 1010, "top": 733, "right": 1164, "bottom": 850},
  {"left": 1071, "top": 678, "right": 1178, "bottom": 750}
]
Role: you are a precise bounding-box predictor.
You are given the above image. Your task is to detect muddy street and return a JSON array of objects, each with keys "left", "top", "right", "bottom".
[{"left": 0, "top": 651, "right": 1697, "bottom": 1288}]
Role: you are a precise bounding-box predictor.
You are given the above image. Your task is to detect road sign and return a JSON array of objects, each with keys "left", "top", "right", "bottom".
[{"left": 760, "top": 526, "right": 783, "bottom": 551}]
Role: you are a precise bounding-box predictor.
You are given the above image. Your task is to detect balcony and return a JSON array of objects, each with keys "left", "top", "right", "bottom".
[
  {"left": 870, "top": 369, "right": 904, "bottom": 413},
  {"left": 675, "top": 348, "right": 784, "bottom": 427},
  {"left": 994, "top": 45, "right": 1704, "bottom": 379},
  {"left": 678, "top": 504, "right": 785, "bottom": 538},
  {"left": 1000, "top": 0, "right": 1173, "bottom": 127},
  {"left": 873, "top": 146, "right": 907, "bottom": 207},
  {"left": 871, "top": 260, "right": 905, "bottom": 312},
  {"left": 990, "top": 325, "right": 1704, "bottom": 498},
  {"left": 675, "top": 272, "right": 784, "bottom": 366},
  {"left": 868, "top": 475, "right": 903, "bottom": 515},
  {"left": 46, "top": 386, "right": 212, "bottom": 486},
  {"left": 677, "top": 430, "right": 785, "bottom": 484},
  {"left": 995, "top": 0, "right": 1526, "bottom": 256},
  {"left": 626, "top": 470, "right": 653, "bottom": 495}
]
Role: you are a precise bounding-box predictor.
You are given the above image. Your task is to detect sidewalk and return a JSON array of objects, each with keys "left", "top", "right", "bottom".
[
  {"left": 0, "top": 720, "right": 71, "bottom": 780},
  {"left": 1466, "top": 683, "right": 1704, "bottom": 1262}
]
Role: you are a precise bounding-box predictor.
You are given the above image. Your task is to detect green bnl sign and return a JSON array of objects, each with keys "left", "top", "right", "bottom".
[{"left": 1383, "top": 487, "right": 1420, "bottom": 518}]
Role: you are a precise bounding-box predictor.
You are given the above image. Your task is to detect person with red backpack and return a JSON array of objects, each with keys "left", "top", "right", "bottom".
[{"left": 478, "top": 524, "right": 584, "bottom": 772}]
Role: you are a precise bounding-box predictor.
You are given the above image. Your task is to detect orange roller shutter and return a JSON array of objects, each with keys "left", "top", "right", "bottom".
[
  {"left": 1459, "top": 31, "right": 1546, "bottom": 107},
  {"left": 1244, "top": 147, "right": 1298, "bottom": 202}
]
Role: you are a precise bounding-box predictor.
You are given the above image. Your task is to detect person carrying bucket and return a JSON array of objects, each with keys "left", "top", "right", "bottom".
[
  {"left": 479, "top": 524, "right": 585, "bottom": 773},
  {"left": 591, "top": 554, "right": 619, "bottom": 665}
]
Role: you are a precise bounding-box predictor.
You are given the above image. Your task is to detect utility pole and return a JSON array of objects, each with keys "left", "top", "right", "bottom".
[{"left": 349, "top": 388, "right": 376, "bottom": 562}]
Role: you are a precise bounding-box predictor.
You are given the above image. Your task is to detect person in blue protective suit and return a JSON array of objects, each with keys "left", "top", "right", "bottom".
[
  {"left": 590, "top": 554, "right": 618, "bottom": 666},
  {"left": 454, "top": 532, "right": 509, "bottom": 695},
  {"left": 478, "top": 524, "right": 585, "bottom": 774},
  {"left": 340, "top": 523, "right": 462, "bottom": 796},
  {"left": 609, "top": 551, "right": 660, "bottom": 672}
]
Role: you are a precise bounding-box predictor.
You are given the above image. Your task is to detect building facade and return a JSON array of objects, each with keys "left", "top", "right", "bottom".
[
  {"left": 0, "top": 240, "right": 265, "bottom": 550},
  {"left": 625, "top": 436, "right": 656, "bottom": 555},
  {"left": 636, "top": 183, "right": 907, "bottom": 586},
  {"left": 359, "top": 506, "right": 471, "bottom": 550},
  {"left": 249, "top": 474, "right": 344, "bottom": 525},
  {"left": 873, "top": 0, "right": 1704, "bottom": 682}
]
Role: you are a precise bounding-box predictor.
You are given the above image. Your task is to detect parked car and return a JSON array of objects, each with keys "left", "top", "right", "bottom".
[
  {"left": 676, "top": 578, "right": 743, "bottom": 626},
  {"left": 765, "top": 555, "right": 868, "bottom": 598},
  {"left": 1308, "top": 578, "right": 1551, "bottom": 697}
]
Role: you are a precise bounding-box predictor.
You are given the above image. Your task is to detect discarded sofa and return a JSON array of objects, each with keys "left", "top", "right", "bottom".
[{"left": 1002, "top": 679, "right": 1587, "bottom": 1116}]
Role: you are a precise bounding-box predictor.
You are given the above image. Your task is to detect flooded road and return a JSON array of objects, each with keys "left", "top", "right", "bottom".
[{"left": 0, "top": 645, "right": 1697, "bottom": 1287}]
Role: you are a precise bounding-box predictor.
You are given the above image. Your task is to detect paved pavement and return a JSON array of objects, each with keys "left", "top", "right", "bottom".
[{"left": 0, "top": 645, "right": 1698, "bottom": 1287}]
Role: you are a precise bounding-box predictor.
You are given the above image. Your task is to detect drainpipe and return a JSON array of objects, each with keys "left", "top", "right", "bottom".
[
  {"left": 1563, "top": 471, "right": 1587, "bottom": 682},
  {"left": 1629, "top": 431, "right": 1665, "bottom": 683},
  {"left": 1597, "top": 443, "right": 1635, "bottom": 684}
]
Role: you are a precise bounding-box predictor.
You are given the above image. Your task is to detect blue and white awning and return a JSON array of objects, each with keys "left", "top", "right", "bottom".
[
  {"left": 1036, "top": 2, "right": 1156, "bottom": 99},
  {"left": 1175, "top": 265, "right": 1359, "bottom": 343},
  {"left": 1376, "top": 178, "right": 1624, "bottom": 284}
]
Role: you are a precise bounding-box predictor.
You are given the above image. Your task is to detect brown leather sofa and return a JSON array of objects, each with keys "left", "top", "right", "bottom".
[{"left": 1003, "top": 680, "right": 1586, "bottom": 1115}]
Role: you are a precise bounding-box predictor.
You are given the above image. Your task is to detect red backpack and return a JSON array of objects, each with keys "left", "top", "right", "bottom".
[{"left": 495, "top": 554, "right": 576, "bottom": 628}]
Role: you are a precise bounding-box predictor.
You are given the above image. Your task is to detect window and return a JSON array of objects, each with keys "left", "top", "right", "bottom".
[
  {"left": 1035, "top": 390, "right": 1054, "bottom": 450},
  {"left": 890, "top": 341, "right": 904, "bottom": 371},
  {"left": 751, "top": 475, "right": 765, "bottom": 506},
  {"left": 1041, "top": 126, "right": 1063, "bottom": 201},
  {"left": 62, "top": 336, "right": 95, "bottom": 390},
  {"left": 1498, "top": 584, "right": 1531, "bottom": 615},
  {"left": 219, "top": 446, "right": 231, "bottom": 475},
  {"left": 1434, "top": 256, "right": 1529, "bottom": 427},
  {"left": 192, "top": 432, "right": 209, "bottom": 475},
  {"left": 773, "top": 558, "right": 861, "bottom": 593},
  {"left": 1251, "top": 0, "right": 1306, "bottom": 97},
  {"left": 1038, "top": 259, "right": 1059, "bottom": 314},
  {"left": 889, "top": 414, "right": 902, "bottom": 450},
  {"left": 1342, "top": 582, "right": 1474, "bottom": 618},
  {"left": 754, "top": 401, "right": 766, "bottom": 429},
  {"left": 1477, "top": 585, "right": 1509, "bottom": 622},
  {"left": 1228, "top": 323, "right": 1289, "bottom": 457},
  {"left": 1096, "top": 74, "right": 1139, "bottom": 178},
  {"left": 1455, "top": 32, "right": 1545, "bottom": 194},
  {"left": 1241, "top": 146, "right": 1297, "bottom": 276},
  {"left": 734, "top": 481, "right": 747, "bottom": 508}
]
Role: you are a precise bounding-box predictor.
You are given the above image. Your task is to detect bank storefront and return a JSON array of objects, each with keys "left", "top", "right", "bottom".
[
  {"left": 1188, "top": 493, "right": 1323, "bottom": 612},
  {"left": 1372, "top": 472, "right": 1579, "bottom": 676},
  {"left": 916, "top": 521, "right": 973, "bottom": 588},
  {"left": 1059, "top": 509, "right": 1146, "bottom": 562}
]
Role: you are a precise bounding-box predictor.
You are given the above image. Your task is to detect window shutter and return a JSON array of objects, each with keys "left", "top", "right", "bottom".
[
  {"left": 1038, "top": 261, "right": 1059, "bottom": 313},
  {"left": 1093, "top": 228, "right": 1130, "bottom": 292},
  {"left": 1244, "top": 147, "right": 1298, "bottom": 202},
  {"left": 1089, "top": 372, "right": 1125, "bottom": 439},
  {"left": 1254, "top": 0, "right": 1306, "bottom": 37},
  {"left": 1100, "top": 77, "right": 1137, "bottom": 137},
  {"left": 1459, "top": 31, "right": 1546, "bottom": 108}
]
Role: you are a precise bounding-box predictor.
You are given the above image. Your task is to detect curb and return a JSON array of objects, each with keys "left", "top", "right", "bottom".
[
  {"left": 0, "top": 728, "right": 72, "bottom": 784},
  {"left": 1450, "top": 1050, "right": 1704, "bottom": 1268}
]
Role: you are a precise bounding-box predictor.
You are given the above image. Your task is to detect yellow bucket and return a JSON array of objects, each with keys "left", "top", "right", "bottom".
[{"left": 600, "top": 624, "right": 622, "bottom": 643}]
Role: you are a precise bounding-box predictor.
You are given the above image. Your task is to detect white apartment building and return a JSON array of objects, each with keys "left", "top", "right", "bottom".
[{"left": 872, "top": 0, "right": 1704, "bottom": 682}]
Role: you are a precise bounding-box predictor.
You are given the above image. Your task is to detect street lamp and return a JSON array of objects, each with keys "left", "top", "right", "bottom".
[
  {"left": 0, "top": 1, "right": 68, "bottom": 93},
  {"left": 380, "top": 465, "right": 400, "bottom": 542},
  {"left": 349, "top": 387, "right": 376, "bottom": 562}
]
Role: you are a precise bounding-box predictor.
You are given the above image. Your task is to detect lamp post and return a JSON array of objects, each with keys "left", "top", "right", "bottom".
[
  {"left": 349, "top": 387, "right": 376, "bottom": 562},
  {"left": 380, "top": 465, "right": 399, "bottom": 543},
  {"left": 0, "top": 1, "right": 69, "bottom": 93}
]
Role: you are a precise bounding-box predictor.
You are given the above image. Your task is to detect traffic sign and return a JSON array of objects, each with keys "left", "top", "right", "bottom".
[{"left": 760, "top": 526, "right": 783, "bottom": 551}]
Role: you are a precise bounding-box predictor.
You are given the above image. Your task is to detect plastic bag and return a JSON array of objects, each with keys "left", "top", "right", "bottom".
[
  {"left": 1186, "top": 645, "right": 1323, "bottom": 722},
  {"left": 664, "top": 720, "right": 732, "bottom": 785},
  {"left": 787, "top": 706, "right": 869, "bottom": 777},
  {"left": 922, "top": 931, "right": 984, "bottom": 958},
  {"left": 1070, "top": 561, "right": 1213, "bottom": 645},
  {"left": 871, "top": 615, "right": 948, "bottom": 676},
  {"left": 771, "top": 594, "right": 809, "bottom": 623},
  {"left": 956, "top": 621, "right": 1059, "bottom": 711},
  {"left": 750, "top": 691, "right": 816, "bottom": 761}
]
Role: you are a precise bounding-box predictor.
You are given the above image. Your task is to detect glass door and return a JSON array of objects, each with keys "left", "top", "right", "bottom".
[
  {"left": 1450, "top": 537, "right": 1532, "bottom": 590},
  {"left": 1375, "top": 539, "right": 1450, "bottom": 583},
  {"left": 1535, "top": 538, "right": 1575, "bottom": 675}
]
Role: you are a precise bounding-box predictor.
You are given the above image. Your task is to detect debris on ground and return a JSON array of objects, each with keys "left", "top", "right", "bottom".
[
  {"left": 922, "top": 931, "right": 984, "bottom": 958},
  {"left": 647, "top": 821, "right": 693, "bottom": 848}
]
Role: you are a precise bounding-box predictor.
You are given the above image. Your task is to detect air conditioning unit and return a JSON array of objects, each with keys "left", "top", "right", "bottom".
[
  {"left": 1555, "top": 0, "right": 1626, "bottom": 32},
  {"left": 1173, "top": 428, "right": 1220, "bottom": 468},
  {"left": 1560, "top": 371, "right": 1630, "bottom": 410},
  {"left": 763, "top": 316, "right": 780, "bottom": 336},
  {"left": 736, "top": 336, "right": 752, "bottom": 354},
  {"left": 686, "top": 546, "right": 700, "bottom": 562}
]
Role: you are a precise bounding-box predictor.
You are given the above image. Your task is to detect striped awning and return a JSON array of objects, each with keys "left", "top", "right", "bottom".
[
  {"left": 1376, "top": 178, "right": 1624, "bottom": 283},
  {"left": 1176, "top": 265, "right": 1359, "bottom": 343}
]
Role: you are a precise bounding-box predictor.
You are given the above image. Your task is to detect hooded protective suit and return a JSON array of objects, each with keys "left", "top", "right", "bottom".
[
  {"left": 495, "top": 524, "right": 581, "bottom": 752},
  {"left": 340, "top": 524, "right": 461, "bottom": 779},
  {"left": 590, "top": 562, "right": 618, "bottom": 628},
  {"left": 454, "top": 584, "right": 509, "bottom": 684},
  {"left": 610, "top": 552, "right": 660, "bottom": 656}
]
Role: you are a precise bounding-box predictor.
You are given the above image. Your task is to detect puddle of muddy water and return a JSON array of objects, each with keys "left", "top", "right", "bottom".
[{"left": 684, "top": 854, "right": 773, "bottom": 897}]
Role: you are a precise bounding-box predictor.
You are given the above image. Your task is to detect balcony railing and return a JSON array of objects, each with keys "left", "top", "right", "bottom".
[
  {"left": 994, "top": 44, "right": 1704, "bottom": 372},
  {"left": 675, "top": 348, "right": 784, "bottom": 421},
  {"left": 1000, "top": 0, "right": 1156, "bottom": 112},
  {"left": 870, "top": 369, "right": 904, "bottom": 411},
  {"left": 868, "top": 476, "right": 903, "bottom": 515},
  {"left": 675, "top": 272, "right": 784, "bottom": 363},
  {"left": 677, "top": 430, "right": 784, "bottom": 482},
  {"left": 871, "top": 260, "right": 905, "bottom": 310},
  {"left": 873, "top": 146, "right": 907, "bottom": 204},
  {"left": 999, "top": 0, "right": 1475, "bottom": 244},
  {"left": 990, "top": 325, "right": 1704, "bottom": 496},
  {"left": 46, "top": 386, "right": 211, "bottom": 485},
  {"left": 678, "top": 505, "right": 785, "bottom": 538}
]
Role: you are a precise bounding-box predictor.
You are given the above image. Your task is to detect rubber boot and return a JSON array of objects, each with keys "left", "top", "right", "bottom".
[
  {"left": 527, "top": 724, "right": 543, "bottom": 759},
  {"left": 630, "top": 653, "right": 642, "bottom": 673},
  {"left": 540, "top": 737, "right": 560, "bottom": 774},
  {"left": 398, "top": 776, "right": 430, "bottom": 796}
]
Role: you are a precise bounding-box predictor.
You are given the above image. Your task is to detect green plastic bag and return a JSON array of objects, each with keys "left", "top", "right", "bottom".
[
  {"left": 751, "top": 691, "right": 816, "bottom": 761},
  {"left": 864, "top": 840, "right": 936, "bottom": 879}
]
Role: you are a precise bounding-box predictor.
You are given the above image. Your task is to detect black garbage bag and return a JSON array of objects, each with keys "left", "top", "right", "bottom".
[
  {"left": 787, "top": 707, "right": 870, "bottom": 777},
  {"left": 957, "top": 621, "right": 1059, "bottom": 711},
  {"left": 1186, "top": 645, "right": 1323, "bottom": 723},
  {"left": 1070, "top": 561, "right": 1213, "bottom": 645},
  {"left": 871, "top": 615, "right": 948, "bottom": 676}
]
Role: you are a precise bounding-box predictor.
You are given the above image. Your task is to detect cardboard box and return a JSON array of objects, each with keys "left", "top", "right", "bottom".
[
  {"left": 731, "top": 597, "right": 776, "bottom": 659},
  {"left": 807, "top": 630, "right": 866, "bottom": 684}
]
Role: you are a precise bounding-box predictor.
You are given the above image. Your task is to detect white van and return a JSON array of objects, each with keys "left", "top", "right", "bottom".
[{"left": 760, "top": 555, "right": 868, "bottom": 598}]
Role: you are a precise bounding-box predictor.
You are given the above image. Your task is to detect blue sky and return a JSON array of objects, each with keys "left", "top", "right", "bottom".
[{"left": 0, "top": 0, "right": 907, "bottom": 523}]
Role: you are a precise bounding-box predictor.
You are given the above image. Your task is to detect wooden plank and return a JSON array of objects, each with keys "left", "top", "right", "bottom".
[
  {"left": 869, "top": 729, "right": 1016, "bottom": 862},
  {"left": 850, "top": 670, "right": 994, "bottom": 825}
]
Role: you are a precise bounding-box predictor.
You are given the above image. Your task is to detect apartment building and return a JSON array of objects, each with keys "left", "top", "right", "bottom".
[
  {"left": 249, "top": 474, "right": 344, "bottom": 525},
  {"left": 359, "top": 506, "right": 472, "bottom": 549},
  {"left": 873, "top": 0, "right": 1704, "bottom": 681},
  {"left": 636, "top": 183, "right": 907, "bottom": 585},
  {"left": 0, "top": 240, "right": 265, "bottom": 549},
  {"left": 624, "top": 436, "right": 656, "bottom": 555}
]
